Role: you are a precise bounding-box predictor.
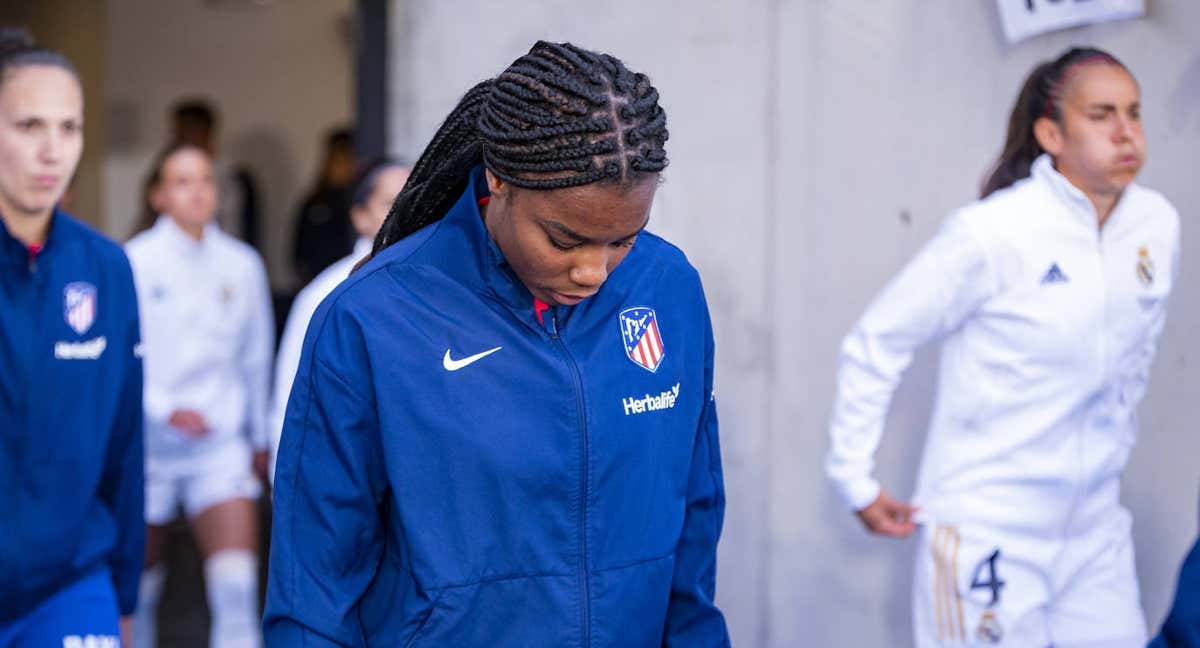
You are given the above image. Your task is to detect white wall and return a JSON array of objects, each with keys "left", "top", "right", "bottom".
[
  {"left": 389, "top": 1, "right": 1200, "bottom": 645},
  {"left": 104, "top": 0, "right": 355, "bottom": 289}
]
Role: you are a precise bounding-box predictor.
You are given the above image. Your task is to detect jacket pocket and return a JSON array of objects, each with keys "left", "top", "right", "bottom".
[
  {"left": 404, "top": 591, "right": 444, "bottom": 648},
  {"left": 402, "top": 574, "right": 577, "bottom": 647}
]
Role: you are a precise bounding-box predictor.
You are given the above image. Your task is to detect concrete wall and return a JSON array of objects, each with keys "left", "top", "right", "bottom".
[
  {"left": 388, "top": 1, "right": 1200, "bottom": 645},
  {"left": 105, "top": 0, "right": 355, "bottom": 288}
]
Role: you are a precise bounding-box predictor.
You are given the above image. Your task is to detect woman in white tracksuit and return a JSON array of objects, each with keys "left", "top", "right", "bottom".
[
  {"left": 826, "top": 47, "right": 1179, "bottom": 647},
  {"left": 268, "top": 158, "right": 410, "bottom": 482},
  {"left": 126, "top": 143, "right": 273, "bottom": 648}
]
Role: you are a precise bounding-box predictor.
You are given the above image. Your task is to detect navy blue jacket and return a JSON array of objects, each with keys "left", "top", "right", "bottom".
[
  {"left": 1152, "top": 535, "right": 1200, "bottom": 647},
  {"left": 0, "top": 210, "right": 144, "bottom": 619},
  {"left": 265, "top": 167, "right": 729, "bottom": 647}
]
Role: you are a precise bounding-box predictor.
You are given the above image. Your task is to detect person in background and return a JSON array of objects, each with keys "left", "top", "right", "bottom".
[
  {"left": 826, "top": 47, "right": 1178, "bottom": 647},
  {"left": 171, "top": 98, "right": 261, "bottom": 251},
  {"left": 290, "top": 127, "right": 358, "bottom": 284},
  {"left": 0, "top": 27, "right": 143, "bottom": 647},
  {"left": 126, "top": 143, "right": 272, "bottom": 648},
  {"left": 268, "top": 157, "right": 409, "bottom": 482}
]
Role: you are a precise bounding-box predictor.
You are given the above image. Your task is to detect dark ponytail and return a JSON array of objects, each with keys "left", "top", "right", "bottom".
[
  {"left": 980, "top": 47, "right": 1127, "bottom": 198},
  {"left": 369, "top": 41, "right": 669, "bottom": 258},
  {"left": 0, "top": 27, "right": 77, "bottom": 84}
]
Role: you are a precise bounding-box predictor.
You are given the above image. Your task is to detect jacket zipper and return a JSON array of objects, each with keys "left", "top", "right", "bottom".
[
  {"left": 1062, "top": 230, "right": 1108, "bottom": 539},
  {"left": 547, "top": 311, "right": 591, "bottom": 647}
]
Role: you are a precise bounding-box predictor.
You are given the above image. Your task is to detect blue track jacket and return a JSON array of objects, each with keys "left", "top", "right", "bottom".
[
  {"left": 265, "top": 167, "right": 728, "bottom": 647},
  {"left": 0, "top": 210, "right": 144, "bottom": 620},
  {"left": 1152, "top": 535, "right": 1200, "bottom": 647}
]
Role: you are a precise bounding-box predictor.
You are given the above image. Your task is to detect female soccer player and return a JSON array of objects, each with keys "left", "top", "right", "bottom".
[
  {"left": 266, "top": 41, "right": 729, "bottom": 647},
  {"left": 827, "top": 47, "right": 1179, "bottom": 647},
  {"left": 0, "top": 28, "right": 143, "bottom": 647},
  {"left": 126, "top": 144, "right": 273, "bottom": 648}
]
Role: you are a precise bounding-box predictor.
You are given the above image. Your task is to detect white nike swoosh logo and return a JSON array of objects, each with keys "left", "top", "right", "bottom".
[{"left": 443, "top": 346, "right": 503, "bottom": 371}]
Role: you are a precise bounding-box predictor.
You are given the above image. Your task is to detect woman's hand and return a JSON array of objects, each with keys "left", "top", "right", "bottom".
[
  {"left": 253, "top": 449, "right": 271, "bottom": 482},
  {"left": 168, "top": 409, "right": 210, "bottom": 437},
  {"left": 856, "top": 490, "right": 918, "bottom": 538}
]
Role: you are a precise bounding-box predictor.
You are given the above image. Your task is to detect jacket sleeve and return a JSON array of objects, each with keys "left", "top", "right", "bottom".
[
  {"left": 662, "top": 300, "right": 729, "bottom": 647},
  {"left": 826, "top": 212, "right": 995, "bottom": 511},
  {"left": 263, "top": 300, "right": 388, "bottom": 646},
  {"left": 241, "top": 255, "right": 276, "bottom": 450},
  {"left": 1151, "top": 535, "right": 1200, "bottom": 648},
  {"left": 143, "top": 384, "right": 174, "bottom": 427},
  {"left": 268, "top": 286, "right": 322, "bottom": 484},
  {"left": 124, "top": 246, "right": 173, "bottom": 427},
  {"left": 99, "top": 263, "right": 146, "bottom": 616}
]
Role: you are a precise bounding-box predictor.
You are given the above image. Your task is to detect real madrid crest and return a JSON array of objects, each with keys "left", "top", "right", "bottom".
[
  {"left": 976, "top": 609, "right": 1003, "bottom": 644},
  {"left": 1137, "top": 246, "right": 1155, "bottom": 287}
]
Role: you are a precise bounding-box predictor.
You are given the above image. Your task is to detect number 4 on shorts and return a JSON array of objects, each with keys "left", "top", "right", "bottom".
[{"left": 970, "top": 549, "right": 1006, "bottom": 607}]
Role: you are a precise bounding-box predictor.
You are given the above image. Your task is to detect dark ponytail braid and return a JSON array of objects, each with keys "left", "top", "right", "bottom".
[
  {"left": 372, "top": 81, "right": 492, "bottom": 250},
  {"left": 981, "top": 46, "right": 1127, "bottom": 198},
  {"left": 370, "top": 41, "right": 668, "bottom": 256}
]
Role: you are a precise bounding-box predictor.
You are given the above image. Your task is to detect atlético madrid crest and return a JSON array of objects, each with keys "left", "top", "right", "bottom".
[
  {"left": 618, "top": 306, "right": 665, "bottom": 373},
  {"left": 64, "top": 282, "right": 97, "bottom": 335}
]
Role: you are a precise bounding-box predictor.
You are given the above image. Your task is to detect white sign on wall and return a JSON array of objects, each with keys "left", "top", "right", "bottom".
[{"left": 997, "top": 0, "right": 1145, "bottom": 43}]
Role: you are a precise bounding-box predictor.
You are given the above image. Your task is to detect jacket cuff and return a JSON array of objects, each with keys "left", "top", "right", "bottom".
[{"left": 838, "top": 477, "right": 881, "bottom": 512}]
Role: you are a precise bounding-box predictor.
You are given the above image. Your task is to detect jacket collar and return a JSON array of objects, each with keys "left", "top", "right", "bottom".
[
  {"left": 432, "top": 166, "right": 571, "bottom": 334},
  {"left": 151, "top": 214, "right": 220, "bottom": 254},
  {"left": 1031, "top": 153, "right": 1132, "bottom": 232},
  {"left": 352, "top": 236, "right": 373, "bottom": 260},
  {"left": 0, "top": 207, "right": 70, "bottom": 270}
]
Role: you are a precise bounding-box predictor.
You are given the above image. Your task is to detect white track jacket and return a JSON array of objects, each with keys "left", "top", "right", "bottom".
[
  {"left": 827, "top": 155, "right": 1179, "bottom": 536},
  {"left": 127, "top": 216, "right": 274, "bottom": 464}
]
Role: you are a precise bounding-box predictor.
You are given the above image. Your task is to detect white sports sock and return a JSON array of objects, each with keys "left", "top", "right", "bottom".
[
  {"left": 203, "top": 549, "right": 262, "bottom": 648},
  {"left": 133, "top": 564, "right": 166, "bottom": 648}
]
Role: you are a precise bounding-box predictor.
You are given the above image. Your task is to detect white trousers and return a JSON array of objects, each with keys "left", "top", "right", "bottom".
[{"left": 913, "top": 520, "right": 1146, "bottom": 647}]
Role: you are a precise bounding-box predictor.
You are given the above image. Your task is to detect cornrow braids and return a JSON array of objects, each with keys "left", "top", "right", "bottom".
[{"left": 370, "top": 41, "right": 668, "bottom": 256}]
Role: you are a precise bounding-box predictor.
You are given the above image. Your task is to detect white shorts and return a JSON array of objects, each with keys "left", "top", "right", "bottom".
[
  {"left": 913, "top": 520, "right": 1146, "bottom": 647},
  {"left": 145, "top": 439, "right": 262, "bottom": 525}
]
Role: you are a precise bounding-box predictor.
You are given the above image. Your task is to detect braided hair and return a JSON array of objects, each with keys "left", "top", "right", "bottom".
[
  {"left": 370, "top": 41, "right": 668, "bottom": 255},
  {"left": 981, "top": 47, "right": 1128, "bottom": 198}
]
